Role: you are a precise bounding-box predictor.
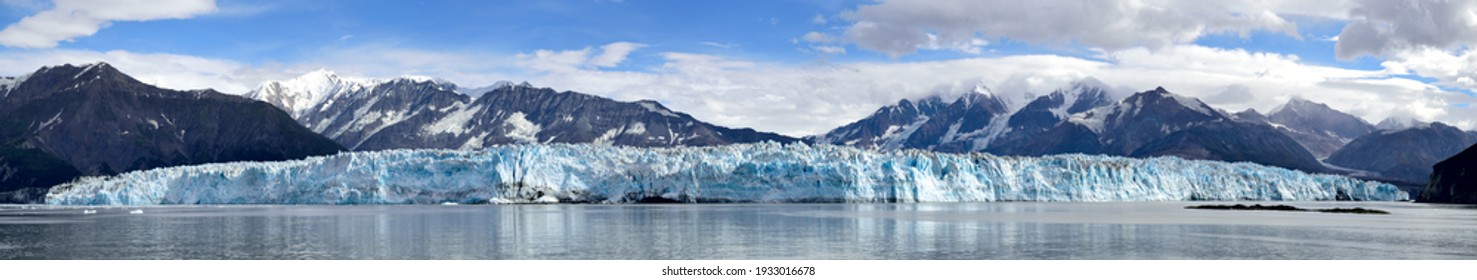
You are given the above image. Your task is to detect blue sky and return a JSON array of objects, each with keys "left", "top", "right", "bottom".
[{"left": 1, "top": 0, "right": 1474, "bottom": 135}]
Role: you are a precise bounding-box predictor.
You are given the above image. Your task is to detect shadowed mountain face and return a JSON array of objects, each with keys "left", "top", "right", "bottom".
[
  {"left": 1327, "top": 123, "right": 1477, "bottom": 184},
  {"left": 1130, "top": 121, "right": 1326, "bottom": 172},
  {"left": 987, "top": 84, "right": 1114, "bottom": 155},
  {"left": 247, "top": 73, "right": 799, "bottom": 151},
  {"left": 1423, "top": 143, "right": 1477, "bottom": 204},
  {"left": 1075, "top": 87, "right": 1235, "bottom": 156},
  {"left": 1264, "top": 97, "right": 1375, "bottom": 158},
  {"left": 808, "top": 88, "right": 1011, "bottom": 152},
  {"left": 820, "top": 85, "right": 1331, "bottom": 173},
  {"left": 0, "top": 63, "right": 344, "bottom": 202},
  {"left": 813, "top": 82, "right": 1107, "bottom": 154}
]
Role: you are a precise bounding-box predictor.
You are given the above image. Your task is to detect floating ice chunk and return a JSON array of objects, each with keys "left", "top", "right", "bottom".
[
  {"left": 82, "top": 209, "right": 97, "bottom": 214},
  {"left": 128, "top": 209, "right": 143, "bottom": 214}
]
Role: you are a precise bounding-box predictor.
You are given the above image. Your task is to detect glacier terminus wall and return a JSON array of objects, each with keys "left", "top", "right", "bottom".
[{"left": 46, "top": 143, "right": 1408, "bottom": 205}]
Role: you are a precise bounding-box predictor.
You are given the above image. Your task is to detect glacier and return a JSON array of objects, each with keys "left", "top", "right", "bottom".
[{"left": 45, "top": 143, "right": 1407, "bottom": 205}]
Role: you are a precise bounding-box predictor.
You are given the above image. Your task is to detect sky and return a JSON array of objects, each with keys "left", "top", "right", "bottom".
[{"left": 1, "top": 0, "right": 1475, "bottom": 136}]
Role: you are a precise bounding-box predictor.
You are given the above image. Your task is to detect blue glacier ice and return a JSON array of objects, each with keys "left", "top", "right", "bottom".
[{"left": 45, "top": 143, "right": 1407, "bottom": 205}]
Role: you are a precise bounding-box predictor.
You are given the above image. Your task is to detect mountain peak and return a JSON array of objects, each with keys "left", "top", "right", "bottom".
[
  {"left": 302, "top": 68, "right": 338, "bottom": 78},
  {"left": 1375, "top": 115, "right": 1428, "bottom": 131},
  {"left": 1270, "top": 96, "right": 1339, "bottom": 116},
  {"left": 1264, "top": 96, "right": 1375, "bottom": 152},
  {"left": 1071, "top": 77, "right": 1110, "bottom": 91}
]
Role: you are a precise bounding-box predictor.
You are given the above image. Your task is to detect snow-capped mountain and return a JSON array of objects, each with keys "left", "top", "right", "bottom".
[
  {"left": 806, "top": 96, "right": 950, "bottom": 150},
  {"left": 1230, "top": 108, "right": 1270, "bottom": 124},
  {"left": 986, "top": 81, "right": 1115, "bottom": 155},
  {"left": 45, "top": 143, "right": 1406, "bottom": 205},
  {"left": 1424, "top": 142, "right": 1477, "bottom": 204},
  {"left": 1262, "top": 97, "right": 1376, "bottom": 158},
  {"left": 1374, "top": 116, "right": 1428, "bottom": 131},
  {"left": 819, "top": 84, "right": 1329, "bottom": 173},
  {"left": 0, "top": 63, "right": 344, "bottom": 203},
  {"left": 1065, "top": 86, "right": 1233, "bottom": 155},
  {"left": 245, "top": 72, "right": 799, "bottom": 150},
  {"left": 1326, "top": 122, "right": 1477, "bottom": 186},
  {"left": 809, "top": 84, "right": 1011, "bottom": 152}
]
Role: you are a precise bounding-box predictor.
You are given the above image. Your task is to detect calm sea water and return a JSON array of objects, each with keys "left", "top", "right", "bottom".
[{"left": 1, "top": 202, "right": 1474, "bottom": 259}]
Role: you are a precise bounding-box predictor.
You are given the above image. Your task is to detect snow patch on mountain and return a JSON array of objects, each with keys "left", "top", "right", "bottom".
[
  {"left": 425, "top": 103, "right": 477, "bottom": 136},
  {"left": 503, "top": 112, "right": 541, "bottom": 143}
]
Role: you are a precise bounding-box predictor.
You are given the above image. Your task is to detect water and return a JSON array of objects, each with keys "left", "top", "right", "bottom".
[{"left": 1, "top": 202, "right": 1474, "bottom": 259}]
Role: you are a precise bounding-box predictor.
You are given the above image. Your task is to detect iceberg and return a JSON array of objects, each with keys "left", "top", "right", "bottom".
[{"left": 46, "top": 143, "right": 1407, "bottom": 205}]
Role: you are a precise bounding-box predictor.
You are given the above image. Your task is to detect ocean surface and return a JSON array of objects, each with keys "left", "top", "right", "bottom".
[{"left": 1, "top": 202, "right": 1474, "bottom": 259}]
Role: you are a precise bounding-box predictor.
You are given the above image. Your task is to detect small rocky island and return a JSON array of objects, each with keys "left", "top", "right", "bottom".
[{"left": 1186, "top": 204, "right": 1390, "bottom": 214}]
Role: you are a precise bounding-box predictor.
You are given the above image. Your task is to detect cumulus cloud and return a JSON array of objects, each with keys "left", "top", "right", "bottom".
[
  {"left": 841, "top": 0, "right": 1303, "bottom": 56},
  {"left": 0, "top": 0, "right": 217, "bottom": 48},
  {"left": 1206, "top": 84, "right": 1256, "bottom": 105},
  {"left": 1383, "top": 48, "right": 1477, "bottom": 91},
  {"left": 1335, "top": 0, "right": 1477, "bottom": 59},
  {"left": 1331, "top": 0, "right": 1477, "bottom": 94}
]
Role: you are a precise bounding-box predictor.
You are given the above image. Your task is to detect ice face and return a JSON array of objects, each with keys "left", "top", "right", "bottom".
[{"left": 45, "top": 143, "right": 1408, "bottom": 205}]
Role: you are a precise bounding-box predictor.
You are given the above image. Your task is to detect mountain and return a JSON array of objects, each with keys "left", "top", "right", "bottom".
[
  {"left": 1326, "top": 122, "right": 1477, "bottom": 185},
  {"left": 1374, "top": 116, "right": 1427, "bottom": 131},
  {"left": 246, "top": 72, "right": 799, "bottom": 151},
  {"left": 809, "top": 84, "right": 1012, "bottom": 152},
  {"left": 807, "top": 96, "right": 949, "bottom": 150},
  {"left": 819, "top": 85, "right": 1330, "bottom": 173},
  {"left": 1129, "top": 120, "right": 1326, "bottom": 172},
  {"left": 1264, "top": 97, "right": 1376, "bottom": 158},
  {"left": 0, "top": 63, "right": 344, "bottom": 202},
  {"left": 1067, "top": 87, "right": 1234, "bottom": 156},
  {"left": 1422, "top": 143, "right": 1477, "bottom": 204},
  {"left": 986, "top": 82, "right": 1115, "bottom": 155},
  {"left": 1230, "top": 109, "right": 1270, "bottom": 124}
]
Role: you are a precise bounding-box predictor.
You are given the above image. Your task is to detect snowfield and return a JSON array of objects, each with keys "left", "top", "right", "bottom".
[{"left": 46, "top": 143, "right": 1407, "bottom": 205}]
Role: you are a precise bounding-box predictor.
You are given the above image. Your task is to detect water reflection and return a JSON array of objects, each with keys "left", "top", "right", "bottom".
[{"left": 0, "top": 202, "right": 1474, "bottom": 259}]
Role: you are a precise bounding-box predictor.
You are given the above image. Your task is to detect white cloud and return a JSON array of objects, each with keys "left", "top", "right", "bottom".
[
  {"left": 0, "top": 49, "right": 266, "bottom": 93},
  {"left": 1335, "top": 0, "right": 1477, "bottom": 59},
  {"left": 801, "top": 32, "right": 834, "bottom": 43},
  {"left": 590, "top": 42, "right": 645, "bottom": 68},
  {"left": 920, "top": 33, "right": 987, "bottom": 54},
  {"left": 0, "top": 0, "right": 217, "bottom": 48},
  {"left": 1383, "top": 47, "right": 1477, "bottom": 91},
  {"left": 517, "top": 41, "right": 645, "bottom": 73},
  {"left": 811, "top": 46, "right": 846, "bottom": 55},
  {"left": 840, "top": 0, "right": 1305, "bottom": 56},
  {"left": 812, "top": 14, "right": 827, "bottom": 24},
  {"left": 1207, "top": 84, "right": 1256, "bottom": 105},
  {"left": 698, "top": 41, "right": 735, "bottom": 49}
]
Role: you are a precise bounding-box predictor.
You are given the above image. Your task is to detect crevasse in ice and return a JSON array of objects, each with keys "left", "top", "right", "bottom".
[{"left": 45, "top": 143, "right": 1408, "bottom": 205}]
